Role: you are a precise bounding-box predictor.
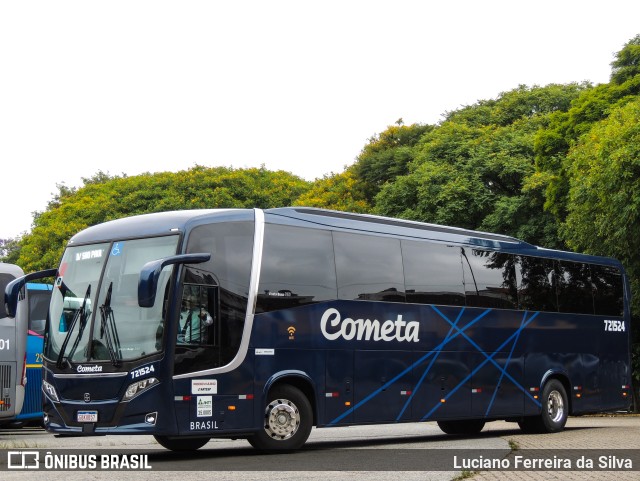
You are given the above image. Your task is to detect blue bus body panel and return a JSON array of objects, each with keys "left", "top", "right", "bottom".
[
  {"left": 246, "top": 300, "right": 629, "bottom": 427},
  {"left": 15, "top": 333, "right": 44, "bottom": 421}
]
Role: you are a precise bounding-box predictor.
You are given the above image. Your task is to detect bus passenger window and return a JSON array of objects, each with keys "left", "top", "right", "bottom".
[
  {"left": 591, "top": 265, "right": 624, "bottom": 316},
  {"left": 402, "top": 241, "right": 465, "bottom": 306},
  {"left": 257, "top": 224, "right": 337, "bottom": 313},
  {"left": 461, "top": 249, "right": 517, "bottom": 309},
  {"left": 334, "top": 232, "right": 405, "bottom": 302},
  {"left": 556, "top": 261, "right": 594, "bottom": 314},
  {"left": 517, "top": 256, "right": 557, "bottom": 312}
]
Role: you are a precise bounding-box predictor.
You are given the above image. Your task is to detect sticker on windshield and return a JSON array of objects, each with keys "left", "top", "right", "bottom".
[
  {"left": 75, "top": 249, "right": 104, "bottom": 262},
  {"left": 111, "top": 242, "right": 123, "bottom": 256}
]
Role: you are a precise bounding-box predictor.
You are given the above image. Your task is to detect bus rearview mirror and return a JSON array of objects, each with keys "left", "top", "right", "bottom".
[
  {"left": 4, "top": 268, "right": 57, "bottom": 318},
  {"left": 138, "top": 253, "right": 211, "bottom": 308}
]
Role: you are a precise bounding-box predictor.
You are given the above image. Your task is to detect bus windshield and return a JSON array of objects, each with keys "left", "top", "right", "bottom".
[{"left": 45, "top": 236, "right": 179, "bottom": 364}]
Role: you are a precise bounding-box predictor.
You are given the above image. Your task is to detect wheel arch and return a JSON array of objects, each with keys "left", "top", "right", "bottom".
[{"left": 263, "top": 370, "right": 318, "bottom": 426}]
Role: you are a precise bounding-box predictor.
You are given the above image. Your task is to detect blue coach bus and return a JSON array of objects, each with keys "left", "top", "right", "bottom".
[
  {"left": 15, "top": 283, "right": 53, "bottom": 423},
  {"left": 4, "top": 208, "right": 631, "bottom": 450}
]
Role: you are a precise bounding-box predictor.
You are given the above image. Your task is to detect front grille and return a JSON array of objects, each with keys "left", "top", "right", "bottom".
[{"left": 0, "top": 363, "right": 13, "bottom": 412}]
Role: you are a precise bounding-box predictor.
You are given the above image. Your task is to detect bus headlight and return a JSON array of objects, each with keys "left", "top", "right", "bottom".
[
  {"left": 124, "top": 378, "right": 159, "bottom": 401},
  {"left": 42, "top": 380, "right": 59, "bottom": 402}
]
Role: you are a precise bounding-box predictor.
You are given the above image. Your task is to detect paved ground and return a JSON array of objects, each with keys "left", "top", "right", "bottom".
[
  {"left": 0, "top": 415, "right": 637, "bottom": 479},
  {"left": 0, "top": 421, "right": 508, "bottom": 480},
  {"left": 474, "top": 415, "right": 640, "bottom": 480}
]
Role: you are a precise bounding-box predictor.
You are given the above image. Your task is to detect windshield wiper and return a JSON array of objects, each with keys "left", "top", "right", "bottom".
[
  {"left": 57, "top": 285, "right": 91, "bottom": 368},
  {"left": 99, "top": 282, "right": 122, "bottom": 366}
]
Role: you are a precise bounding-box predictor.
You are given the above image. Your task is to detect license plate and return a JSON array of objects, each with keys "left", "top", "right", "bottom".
[{"left": 77, "top": 410, "right": 98, "bottom": 423}]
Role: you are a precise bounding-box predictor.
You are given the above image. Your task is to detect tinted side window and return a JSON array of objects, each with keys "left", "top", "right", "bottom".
[
  {"left": 257, "top": 224, "right": 337, "bottom": 313},
  {"left": 556, "top": 261, "right": 594, "bottom": 314},
  {"left": 517, "top": 256, "right": 557, "bottom": 312},
  {"left": 175, "top": 220, "right": 254, "bottom": 374},
  {"left": 0, "top": 273, "right": 16, "bottom": 318},
  {"left": 334, "top": 232, "right": 405, "bottom": 302},
  {"left": 591, "top": 265, "right": 624, "bottom": 316},
  {"left": 461, "top": 249, "right": 517, "bottom": 309},
  {"left": 402, "top": 241, "right": 465, "bottom": 306}
]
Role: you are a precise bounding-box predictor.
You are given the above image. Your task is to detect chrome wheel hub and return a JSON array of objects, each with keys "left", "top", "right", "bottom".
[
  {"left": 547, "top": 390, "right": 564, "bottom": 423},
  {"left": 264, "top": 398, "right": 300, "bottom": 440}
]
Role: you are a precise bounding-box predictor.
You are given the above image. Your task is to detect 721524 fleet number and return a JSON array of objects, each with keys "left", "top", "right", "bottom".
[{"left": 603, "top": 319, "right": 625, "bottom": 332}]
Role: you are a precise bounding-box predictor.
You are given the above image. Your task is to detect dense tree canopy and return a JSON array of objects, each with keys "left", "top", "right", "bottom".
[
  {"left": 351, "top": 122, "right": 433, "bottom": 202},
  {"left": 562, "top": 98, "right": 640, "bottom": 313},
  {"left": 292, "top": 169, "right": 370, "bottom": 213},
  {"left": 374, "top": 84, "right": 586, "bottom": 248},
  {"left": 611, "top": 34, "right": 640, "bottom": 85},
  {"left": 15, "top": 166, "right": 310, "bottom": 273},
  {"left": 3, "top": 36, "right": 640, "bottom": 366},
  {"left": 535, "top": 36, "right": 640, "bottom": 221}
]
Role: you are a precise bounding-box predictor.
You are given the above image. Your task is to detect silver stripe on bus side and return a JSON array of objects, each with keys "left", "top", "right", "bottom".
[
  {"left": 53, "top": 373, "right": 129, "bottom": 379},
  {"left": 173, "top": 207, "right": 265, "bottom": 380}
]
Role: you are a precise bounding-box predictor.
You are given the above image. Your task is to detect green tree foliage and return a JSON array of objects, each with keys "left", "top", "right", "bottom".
[
  {"left": 17, "top": 166, "right": 310, "bottom": 273},
  {"left": 562, "top": 98, "right": 640, "bottom": 314},
  {"left": 611, "top": 34, "right": 640, "bottom": 85},
  {"left": 9, "top": 34, "right": 640, "bottom": 397},
  {"left": 375, "top": 84, "right": 585, "bottom": 247},
  {"left": 10, "top": 34, "right": 640, "bottom": 321},
  {"left": 536, "top": 37, "right": 640, "bottom": 220},
  {"left": 0, "top": 237, "right": 22, "bottom": 264},
  {"left": 351, "top": 122, "right": 433, "bottom": 202},
  {"left": 293, "top": 169, "right": 371, "bottom": 213}
]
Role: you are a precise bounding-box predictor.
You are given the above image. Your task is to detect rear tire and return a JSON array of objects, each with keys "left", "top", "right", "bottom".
[
  {"left": 154, "top": 435, "right": 210, "bottom": 451},
  {"left": 437, "top": 419, "right": 485, "bottom": 435},
  {"left": 518, "top": 379, "right": 568, "bottom": 434},
  {"left": 248, "top": 384, "right": 313, "bottom": 451}
]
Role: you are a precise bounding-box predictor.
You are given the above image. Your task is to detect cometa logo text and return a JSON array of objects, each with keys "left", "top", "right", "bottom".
[
  {"left": 320, "top": 308, "right": 419, "bottom": 343},
  {"left": 77, "top": 365, "right": 103, "bottom": 373}
]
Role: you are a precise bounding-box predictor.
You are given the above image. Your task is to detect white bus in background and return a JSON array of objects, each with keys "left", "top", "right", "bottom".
[{"left": 0, "top": 263, "right": 28, "bottom": 422}]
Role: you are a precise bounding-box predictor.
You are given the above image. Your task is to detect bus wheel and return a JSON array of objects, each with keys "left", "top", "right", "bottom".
[
  {"left": 437, "top": 419, "right": 485, "bottom": 435},
  {"left": 539, "top": 379, "right": 568, "bottom": 432},
  {"left": 153, "top": 435, "right": 210, "bottom": 451},
  {"left": 248, "top": 385, "right": 313, "bottom": 451},
  {"left": 518, "top": 379, "right": 568, "bottom": 434}
]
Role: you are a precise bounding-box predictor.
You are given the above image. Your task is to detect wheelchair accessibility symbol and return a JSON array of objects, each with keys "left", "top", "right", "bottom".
[{"left": 111, "top": 243, "right": 123, "bottom": 256}]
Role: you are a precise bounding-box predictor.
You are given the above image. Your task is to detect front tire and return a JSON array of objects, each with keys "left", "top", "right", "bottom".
[
  {"left": 437, "top": 419, "right": 485, "bottom": 435},
  {"left": 248, "top": 384, "right": 313, "bottom": 451},
  {"left": 154, "top": 435, "right": 210, "bottom": 451}
]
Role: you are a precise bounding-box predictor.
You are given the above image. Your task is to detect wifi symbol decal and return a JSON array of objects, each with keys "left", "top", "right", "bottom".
[{"left": 287, "top": 326, "right": 296, "bottom": 340}]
